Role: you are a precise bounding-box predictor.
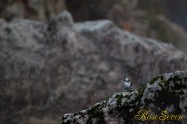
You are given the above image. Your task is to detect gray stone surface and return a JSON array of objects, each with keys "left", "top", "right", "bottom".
[
  {"left": 61, "top": 70, "right": 187, "bottom": 124},
  {"left": 0, "top": 11, "right": 187, "bottom": 123}
]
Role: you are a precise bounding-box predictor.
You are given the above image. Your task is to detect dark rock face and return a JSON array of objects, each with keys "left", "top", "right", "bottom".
[
  {"left": 0, "top": 11, "right": 187, "bottom": 123},
  {"left": 1, "top": 0, "right": 187, "bottom": 54},
  {"left": 0, "top": 0, "right": 66, "bottom": 20},
  {"left": 166, "top": 0, "right": 187, "bottom": 30},
  {"left": 61, "top": 70, "right": 187, "bottom": 124},
  {"left": 65, "top": 0, "right": 187, "bottom": 53}
]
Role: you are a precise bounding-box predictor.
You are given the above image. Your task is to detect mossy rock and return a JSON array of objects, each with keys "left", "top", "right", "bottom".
[{"left": 61, "top": 71, "right": 187, "bottom": 124}]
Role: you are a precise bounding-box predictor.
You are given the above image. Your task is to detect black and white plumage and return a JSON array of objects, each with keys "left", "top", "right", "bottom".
[{"left": 121, "top": 77, "right": 132, "bottom": 91}]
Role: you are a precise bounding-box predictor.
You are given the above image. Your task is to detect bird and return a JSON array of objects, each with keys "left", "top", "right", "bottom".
[{"left": 121, "top": 77, "right": 132, "bottom": 91}]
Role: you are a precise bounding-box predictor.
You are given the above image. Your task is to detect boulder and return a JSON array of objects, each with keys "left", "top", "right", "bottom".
[
  {"left": 0, "top": 11, "right": 187, "bottom": 123},
  {"left": 61, "top": 70, "right": 187, "bottom": 124}
]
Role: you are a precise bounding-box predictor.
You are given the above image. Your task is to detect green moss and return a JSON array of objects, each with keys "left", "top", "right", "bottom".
[
  {"left": 148, "top": 74, "right": 183, "bottom": 87},
  {"left": 88, "top": 104, "right": 103, "bottom": 117},
  {"left": 115, "top": 93, "right": 124, "bottom": 107},
  {"left": 114, "top": 91, "right": 144, "bottom": 123},
  {"left": 138, "top": 85, "right": 146, "bottom": 94},
  {"left": 149, "top": 75, "right": 165, "bottom": 84},
  {"left": 61, "top": 72, "right": 187, "bottom": 124},
  {"left": 78, "top": 111, "right": 85, "bottom": 118},
  {"left": 146, "top": 74, "right": 186, "bottom": 114},
  {"left": 86, "top": 103, "right": 105, "bottom": 123},
  {"left": 165, "top": 75, "right": 186, "bottom": 89}
]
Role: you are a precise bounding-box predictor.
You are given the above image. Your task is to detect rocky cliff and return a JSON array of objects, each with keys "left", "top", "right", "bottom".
[
  {"left": 0, "top": 11, "right": 187, "bottom": 124},
  {"left": 61, "top": 70, "right": 187, "bottom": 124},
  {"left": 1, "top": 0, "right": 187, "bottom": 53}
]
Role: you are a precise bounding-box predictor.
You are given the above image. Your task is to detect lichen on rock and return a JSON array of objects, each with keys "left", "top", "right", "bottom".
[{"left": 60, "top": 71, "right": 187, "bottom": 124}]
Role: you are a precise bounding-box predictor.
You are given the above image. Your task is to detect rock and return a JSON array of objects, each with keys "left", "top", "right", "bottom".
[
  {"left": 0, "top": 0, "right": 66, "bottom": 20},
  {"left": 166, "top": 0, "right": 187, "bottom": 30},
  {"left": 65, "top": 0, "right": 187, "bottom": 53},
  {"left": 61, "top": 70, "right": 187, "bottom": 124},
  {"left": 0, "top": 11, "right": 187, "bottom": 123},
  {"left": 1, "top": 0, "right": 187, "bottom": 53}
]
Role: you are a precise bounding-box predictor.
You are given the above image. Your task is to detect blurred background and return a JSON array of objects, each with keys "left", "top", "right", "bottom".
[
  {"left": 0, "top": 0, "right": 187, "bottom": 124},
  {"left": 1, "top": 0, "right": 187, "bottom": 53}
]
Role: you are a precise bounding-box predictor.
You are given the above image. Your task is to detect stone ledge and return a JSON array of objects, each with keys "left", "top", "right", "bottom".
[{"left": 60, "top": 71, "right": 187, "bottom": 124}]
